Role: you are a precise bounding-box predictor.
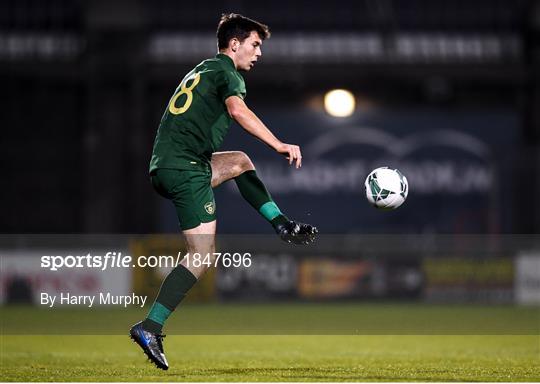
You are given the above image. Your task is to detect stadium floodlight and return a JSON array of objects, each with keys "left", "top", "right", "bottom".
[{"left": 324, "top": 89, "right": 355, "bottom": 117}]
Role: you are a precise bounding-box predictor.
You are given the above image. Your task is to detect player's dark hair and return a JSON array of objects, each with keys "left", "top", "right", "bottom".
[{"left": 217, "top": 13, "right": 270, "bottom": 50}]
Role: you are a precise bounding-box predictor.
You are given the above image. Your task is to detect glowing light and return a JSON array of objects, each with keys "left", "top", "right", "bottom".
[{"left": 324, "top": 89, "right": 356, "bottom": 117}]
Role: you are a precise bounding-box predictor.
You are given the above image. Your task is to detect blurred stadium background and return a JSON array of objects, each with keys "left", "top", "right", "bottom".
[
  {"left": 1, "top": 0, "right": 539, "bottom": 306},
  {"left": 1, "top": 0, "right": 539, "bottom": 234},
  {"left": 1, "top": 1, "right": 539, "bottom": 381}
]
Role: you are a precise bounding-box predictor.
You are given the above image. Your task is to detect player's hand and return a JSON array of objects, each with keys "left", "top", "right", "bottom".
[{"left": 276, "top": 143, "right": 302, "bottom": 168}]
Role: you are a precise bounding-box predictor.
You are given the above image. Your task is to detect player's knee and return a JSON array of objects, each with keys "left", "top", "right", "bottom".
[{"left": 232, "top": 151, "right": 255, "bottom": 174}]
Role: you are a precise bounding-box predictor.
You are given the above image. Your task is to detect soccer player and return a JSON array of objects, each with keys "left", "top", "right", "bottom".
[{"left": 129, "top": 13, "right": 317, "bottom": 370}]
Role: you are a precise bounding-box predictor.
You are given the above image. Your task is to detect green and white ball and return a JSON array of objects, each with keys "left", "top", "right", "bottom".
[{"left": 365, "top": 167, "right": 408, "bottom": 210}]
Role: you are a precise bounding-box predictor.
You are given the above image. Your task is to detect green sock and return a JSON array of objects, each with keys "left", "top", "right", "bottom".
[
  {"left": 235, "top": 170, "right": 288, "bottom": 227},
  {"left": 142, "top": 264, "right": 197, "bottom": 333}
]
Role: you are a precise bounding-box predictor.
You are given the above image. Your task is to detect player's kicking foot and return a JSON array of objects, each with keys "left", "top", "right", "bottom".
[
  {"left": 275, "top": 220, "right": 318, "bottom": 245},
  {"left": 129, "top": 321, "right": 169, "bottom": 370}
]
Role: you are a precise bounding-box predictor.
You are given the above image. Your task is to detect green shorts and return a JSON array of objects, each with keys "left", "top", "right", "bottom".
[{"left": 150, "top": 168, "right": 216, "bottom": 230}]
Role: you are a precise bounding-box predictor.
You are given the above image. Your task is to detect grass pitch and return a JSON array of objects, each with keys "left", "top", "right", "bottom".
[{"left": 1, "top": 304, "right": 539, "bottom": 382}]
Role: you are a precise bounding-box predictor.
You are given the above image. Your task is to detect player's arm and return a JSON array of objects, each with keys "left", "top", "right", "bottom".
[{"left": 225, "top": 96, "right": 302, "bottom": 168}]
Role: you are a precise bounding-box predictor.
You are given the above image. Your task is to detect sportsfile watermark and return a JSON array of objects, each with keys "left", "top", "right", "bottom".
[
  {"left": 1, "top": 234, "right": 539, "bottom": 335},
  {"left": 40, "top": 251, "right": 252, "bottom": 271}
]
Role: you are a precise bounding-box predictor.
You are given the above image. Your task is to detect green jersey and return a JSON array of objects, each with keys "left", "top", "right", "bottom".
[{"left": 149, "top": 53, "right": 246, "bottom": 173}]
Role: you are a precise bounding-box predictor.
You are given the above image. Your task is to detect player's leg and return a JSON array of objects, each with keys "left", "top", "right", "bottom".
[
  {"left": 130, "top": 169, "right": 216, "bottom": 370},
  {"left": 211, "top": 151, "right": 318, "bottom": 244},
  {"left": 142, "top": 220, "right": 215, "bottom": 331},
  {"left": 131, "top": 222, "right": 216, "bottom": 370},
  {"left": 211, "top": 151, "right": 288, "bottom": 226},
  {"left": 179, "top": 220, "right": 217, "bottom": 277},
  {"left": 143, "top": 168, "right": 216, "bottom": 331},
  {"left": 210, "top": 150, "right": 255, "bottom": 187}
]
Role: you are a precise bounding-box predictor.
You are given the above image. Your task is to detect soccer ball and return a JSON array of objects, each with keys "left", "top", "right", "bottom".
[{"left": 365, "top": 167, "right": 408, "bottom": 210}]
